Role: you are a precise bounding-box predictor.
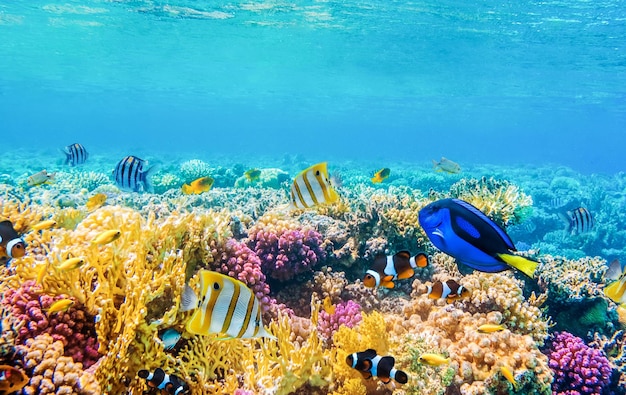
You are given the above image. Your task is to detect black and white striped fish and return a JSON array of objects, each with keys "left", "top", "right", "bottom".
[
  {"left": 137, "top": 368, "right": 189, "bottom": 395},
  {"left": 180, "top": 270, "right": 275, "bottom": 340},
  {"left": 290, "top": 162, "right": 340, "bottom": 209},
  {"left": 562, "top": 207, "right": 594, "bottom": 234},
  {"left": 63, "top": 143, "right": 89, "bottom": 166},
  {"left": 113, "top": 155, "right": 157, "bottom": 193}
]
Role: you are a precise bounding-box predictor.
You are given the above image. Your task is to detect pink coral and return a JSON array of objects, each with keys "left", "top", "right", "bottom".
[
  {"left": 318, "top": 300, "right": 362, "bottom": 343},
  {"left": 215, "top": 239, "right": 272, "bottom": 311},
  {"left": 248, "top": 223, "right": 326, "bottom": 282},
  {"left": 547, "top": 331, "right": 612, "bottom": 395},
  {"left": 1, "top": 280, "right": 100, "bottom": 368}
]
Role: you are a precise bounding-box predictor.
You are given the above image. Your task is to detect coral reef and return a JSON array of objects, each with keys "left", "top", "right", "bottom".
[
  {"left": 317, "top": 300, "right": 362, "bottom": 344},
  {"left": 547, "top": 331, "right": 612, "bottom": 394}
]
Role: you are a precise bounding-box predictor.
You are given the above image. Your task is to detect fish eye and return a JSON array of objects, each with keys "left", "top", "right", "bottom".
[
  {"left": 213, "top": 282, "right": 220, "bottom": 290},
  {"left": 316, "top": 171, "right": 320, "bottom": 176}
]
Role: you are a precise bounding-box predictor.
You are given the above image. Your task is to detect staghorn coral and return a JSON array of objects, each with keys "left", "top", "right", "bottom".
[
  {"left": 1, "top": 281, "right": 100, "bottom": 368},
  {"left": 547, "top": 331, "right": 612, "bottom": 395},
  {"left": 248, "top": 213, "right": 326, "bottom": 282},
  {"left": 17, "top": 333, "right": 100, "bottom": 395},
  {"left": 447, "top": 177, "right": 533, "bottom": 226},
  {"left": 53, "top": 171, "right": 111, "bottom": 192}
]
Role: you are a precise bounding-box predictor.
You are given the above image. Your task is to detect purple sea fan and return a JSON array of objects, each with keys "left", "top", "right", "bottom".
[
  {"left": 547, "top": 331, "right": 612, "bottom": 395},
  {"left": 248, "top": 223, "right": 326, "bottom": 282},
  {"left": 318, "top": 300, "right": 362, "bottom": 342}
]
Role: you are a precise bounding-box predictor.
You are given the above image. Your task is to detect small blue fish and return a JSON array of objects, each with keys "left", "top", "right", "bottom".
[
  {"left": 418, "top": 198, "right": 537, "bottom": 278},
  {"left": 158, "top": 328, "right": 182, "bottom": 351}
]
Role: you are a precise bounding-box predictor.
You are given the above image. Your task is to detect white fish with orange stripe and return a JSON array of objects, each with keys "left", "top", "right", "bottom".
[
  {"left": 290, "top": 162, "right": 340, "bottom": 209},
  {"left": 180, "top": 270, "right": 275, "bottom": 340}
]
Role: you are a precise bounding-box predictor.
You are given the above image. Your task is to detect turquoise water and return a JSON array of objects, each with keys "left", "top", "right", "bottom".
[{"left": 1, "top": 0, "right": 625, "bottom": 172}]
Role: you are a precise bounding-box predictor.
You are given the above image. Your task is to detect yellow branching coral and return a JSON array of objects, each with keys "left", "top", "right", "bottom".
[{"left": 0, "top": 196, "right": 52, "bottom": 234}]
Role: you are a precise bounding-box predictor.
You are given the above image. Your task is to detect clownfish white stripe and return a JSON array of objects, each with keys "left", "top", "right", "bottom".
[{"left": 369, "top": 355, "right": 382, "bottom": 377}]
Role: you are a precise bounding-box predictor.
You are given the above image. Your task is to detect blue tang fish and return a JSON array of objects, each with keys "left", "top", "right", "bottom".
[{"left": 418, "top": 198, "right": 537, "bottom": 277}]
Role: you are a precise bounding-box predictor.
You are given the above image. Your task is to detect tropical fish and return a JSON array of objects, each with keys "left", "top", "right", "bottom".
[
  {"left": 418, "top": 353, "right": 450, "bottom": 366},
  {"left": 92, "top": 229, "right": 121, "bottom": 245},
  {"left": 113, "top": 155, "right": 157, "bottom": 192},
  {"left": 47, "top": 299, "right": 74, "bottom": 315},
  {"left": 418, "top": 198, "right": 538, "bottom": 278},
  {"left": 180, "top": 270, "right": 275, "bottom": 340},
  {"left": 432, "top": 157, "right": 461, "bottom": 174},
  {"left": 363, "top": 251, "right": 429, "bottom": 288},
  {"left": 560, "top": 207, "right": 594, "bottom": 235},
  {"left": 181, "top": 176, "right": 214, "bottom": 195},
  {"left": 27, "top": 170, "right": 55, "bottom": 187},
  {"left": 547, "top": 197, "right": 568, "bottom": 210},
  {"left": 137, "top": 368, "right": 189, "bottom": 395},
  {"left": 30, "top": 219, "right": 56, "bottom": 231},
  {"left": 86, "top": 193, "right": 107, "bottom": 211},
  {"left": 56, "top": 257, "right": 85, "bottom": 271},
  {"left": 63, "top": 143, "right": 88, "bottom": 166},
  {"left": 36, "top": 263, "right": 48, "bottom": 285},
  {"left": 371, "top": 168, "right": 390, "bottom": 184},
  {"left": 0, "top": 219, "right": 26, "bottom": 261},
  {"left": 0, "top": 365, "right": 29, "bottom": 394},
  {"left": 477, "top": 324, "right": 505, "bottom": 333},
  {"left": 290, "top": 162, "right": 340, "bottom": 209},
  {"left": 346, "top": 349, "right": 408, "bottom": 385},
  {"left": 604, "top": 260, "right": 626, "bottom": 304},
  {"left": 244, "top": 168, "right": 261, "bottom": 182},
  {"left": 322, "top": 296, "right": 335, "bottom": 315},
  {"left": 330, "top": 171, "right": 343, "bottom": 188},
  {"left": 158, "top": 328, "right": 182, "bottom": 351},
  {"left": 500, "top": 366, "right": 517, "bottom": 389},
  {"left": 426, "top": 279, "right": 470, "bottom": 303}
]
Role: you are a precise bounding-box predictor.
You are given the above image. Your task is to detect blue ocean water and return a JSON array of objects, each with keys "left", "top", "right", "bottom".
[{"left": 1, "top": 0, "right": 625, "bottom": 173}]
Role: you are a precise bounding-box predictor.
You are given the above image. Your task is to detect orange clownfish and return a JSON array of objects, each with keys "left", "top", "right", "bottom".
[
  {"left": 363, "top": 251, "right": 428, "bottom": 288},
  {"left": 371, "top": 168, "right": 390, "bottom": 184},
  {"left": 346, "top": 349, "right": 408, "bottom": 385},
  {"left": 426, "top": 279, "right": 470, "bottom": 303},
  {"left": 0, "top": 219, "right": 26, "bottom": 261},
  {"left": 182, "top": 176, "right": 214, "bottom": 195}
]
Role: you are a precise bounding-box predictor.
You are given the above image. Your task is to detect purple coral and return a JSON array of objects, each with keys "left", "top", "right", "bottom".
[
  {"left": 547, "top": 331, "right": 612, "bottom": 395},
  {"left": 215, "top": 239, "right": 272, "bottom": 311},
  {"left": 1, "top": 280, "right": 101, "bottom": 368},
  {"left": 248, "top": 224, "right": 326, "bottom": 282},
  {"left": 318, "top": 300, "right": 362, "bottom": 342}
]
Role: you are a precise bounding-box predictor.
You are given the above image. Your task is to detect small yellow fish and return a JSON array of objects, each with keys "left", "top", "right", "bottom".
[
  {"left": 36, "top": 263, "right": 48, "bottom": 284},
  {"left": 27, "top": 169, "right": 56, "bottom": 187},
  {"left": 477, "top": 324, "right": 506, "bottom": 333},
  {"left": 56, "top": 257, "right": 85, "bottom": 271},
  {"left": 432, "top": 157, "right": 461, "bottom": 174},
  {"left": 245, "top": 168, "right": 261, "bottom": 182},
  {"left": 47, "top": 299, "right": 74, "bottom": 315},
  {"left": 31, "top": 219, "right": 57, "bottom": 231},
  {"left": 371, "top": 168, "right": 390, "bottom": 184},
  {"left": 500, "top": 366, "right": 517, "bottom": 389},
  {"left": 418, "top": 353, "right": 450, "bottom": 366},
  {"left": 323, "top": 296, "right": 335, "bottom": 315},
  {"left": 92, "top": 229, "right": 121, "bottom": 245},
  {"left": 182, "top": 176, "right": 214, "bottom": 195},
  {"left": 86, "top": 193, "right": 107, "bottom": 211}
]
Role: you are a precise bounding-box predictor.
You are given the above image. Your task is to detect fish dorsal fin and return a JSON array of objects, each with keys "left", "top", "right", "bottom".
[
  {"left": 451, "top": 199, "right": 515, "bottom": 250},
  {"left": 180, "top": 284, "right": 198, "bottom": 312},
  {"left": 362, "top": 349, "right": 378, "bottom": 359},
  {"left": 605, "top": 259, "right": 623, "bottom": 281},
  {"left": 380, "top": 355, "right": 395, "bottom": 366},
  {"left": 395, "top": 250, "right": 411, "bottom": 260}
]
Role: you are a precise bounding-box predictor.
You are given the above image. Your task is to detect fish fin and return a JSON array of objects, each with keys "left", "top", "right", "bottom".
[
  {"left": 396, "top": 250, "right": 411, "bottom": 259},
  {"left": 396, "top": 268, "right": 414, "bottom": 280},
  {"left": 360, "top": 371, "right": 372, "bottom": 380},
  {"left": 497, "top": 253, "right": 538, "bottom": 278},
  {"left": 452, "top": 199, "right": 516, "bottom": 249},
  {"left": 180, "top": 284, "right": 198, "bottom": 312},
  {"left": 141, "top": 164, "right": 160, "bottom": 193},
  {"left": 605, "top": 259, "right": 623, "bottom": 281},
  {"left": 363, "top": 349, "right": 377, "bottom": 357},
  {"left": 379, "top": 376, "right": 391, "bottom": 384},
  {"left": 604, "top": 279, "right": 626, "bottom": 303},
  {"left": 432, "top": 159, "right": 438, "bottom": 169},
  {"left": 381, "top": 277, "right": 395, "bottom": 288},
  {"left": 415, "top": 253, "right": 428, "bottom": 268},
  {"left": 394, "top": 370, "right": 409, "bottom": 384}
]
